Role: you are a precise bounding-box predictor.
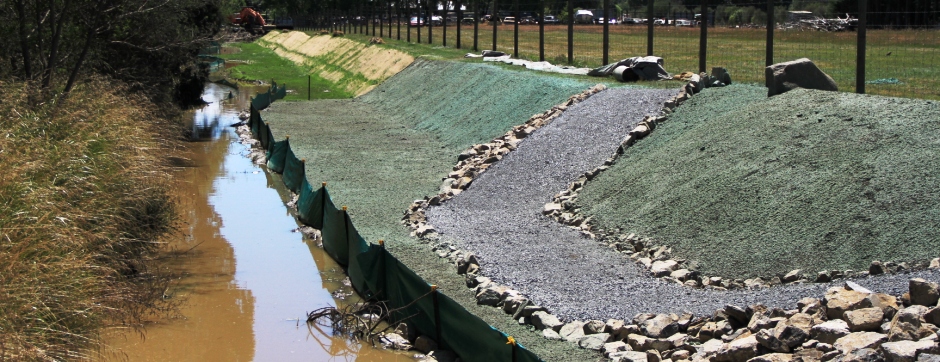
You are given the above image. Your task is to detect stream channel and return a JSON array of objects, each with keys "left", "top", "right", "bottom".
[{"left": 102, "top": 83, "right": 412, "bottom": 361}]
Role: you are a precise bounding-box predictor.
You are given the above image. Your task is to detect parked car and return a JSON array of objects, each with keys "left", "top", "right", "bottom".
[
  {"left": 595, "top": 16, "right": 617, "bottom": 25},
  {"left": 574, "top": 10, "right": 593, "bottom": 24},
  {"left": 503, "top": 16, "right": 516, "bottom": 24},
  {"left": 409, "top": 16, "right": 424, "bottom": 26},
  {"left": 430, "top": 15, "right": 443, "bottom": 26},
  {"left": 462, "top": 16, "right": 476, "bottom": 24},
  {"left": 675, "top": 19, "right": 693, "bottom": 27},
  {"left": 520, "top": 16, "right": 535, "bottom": 24},
  {"left": 543, "top": 15, "right": 559, "bottom": 24}
]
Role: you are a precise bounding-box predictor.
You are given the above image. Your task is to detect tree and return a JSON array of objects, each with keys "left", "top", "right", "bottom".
[{"left": 0, "top": 0, "right": 221, "bottom": 106}]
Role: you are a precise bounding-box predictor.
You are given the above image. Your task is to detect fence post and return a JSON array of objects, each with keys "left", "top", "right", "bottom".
[
  {"left": 766, "top": 0, "right": 774, "bottom": 67},
  {"left": 457, "top": 0, "right": 462, "bottom": 48},
  {"left": 492, "top": 0, "right": 498, "bottom": 51},
  {"left": 508, "top": 336, "right": 518, "bottom": 362},
  {"left": 856, "top": 0, "right": 867, "bottom": 94},
  {"left": 567, "top": 0, "right": 573, "bottom": 63},
  {"left": 431, "top": 285, "right": 442, "bottom": 345},
  {"left": 513, "top": 0, "right": 519, "bottom": 57},
  {"left": 603, "top": 0, "right": 609, "bottom": 65},
  {"left": 427, "top": 0, "right": 433, "bottom": 44},
  {"left": 444, "top": 0, "right": 448, "bottom": 47},
  {"left": 473, "top": 0, "right": 479, "bottom": 51},
  {"left": 307, "top": 75, "right": 311, "bottom": 101},
  {"left": 418, "top": 0, "right": 422, "bottom": 43},
  {"left": 539, "top": 0, "right": 544, "bottom": 61},
  {"left": 647, "top": 0, "right": 654, "bottom": 56},
  {"left": 699, "top": 0, "right": 708, "bottom": 73}
]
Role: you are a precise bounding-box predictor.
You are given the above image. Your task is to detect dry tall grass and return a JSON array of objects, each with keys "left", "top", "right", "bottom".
[{"left": 0, "top": 79, "right": 180, "bottom": 360}]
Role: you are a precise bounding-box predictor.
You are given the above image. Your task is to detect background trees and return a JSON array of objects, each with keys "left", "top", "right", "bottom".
[{"left": 0, "top": 0, "right": 221, "bottom": 106}]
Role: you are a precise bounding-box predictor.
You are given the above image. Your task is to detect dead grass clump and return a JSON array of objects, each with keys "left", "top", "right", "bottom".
[
  {"left": 319, "top": 30, "right": 330, "bottom": 35},
  {"left": 332, "top": 30, "right": 345, "bottom": 37},
  {"left": 369, "top": 37, "right": 385, "bottom": 44},
  {"left": 0, "top": 78, "right": 179, "bottom": 360}
]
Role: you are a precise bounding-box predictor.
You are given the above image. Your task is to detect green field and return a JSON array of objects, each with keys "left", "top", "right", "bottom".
[{"left": 326, "top": 24, "right": 940, "bottom": 100}]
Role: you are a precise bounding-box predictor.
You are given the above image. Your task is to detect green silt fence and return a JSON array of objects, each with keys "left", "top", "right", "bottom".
[{"left": 247, "top": 85, "right": 543, "bottom": 362}]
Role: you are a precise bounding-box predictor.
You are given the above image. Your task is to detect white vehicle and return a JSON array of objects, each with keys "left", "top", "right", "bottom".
[
  {"left": 575, "top": 10, "right": 594, "bottom": 24},
  {"left": 675, "top": 19, "right": 692, "bottom": 27}
]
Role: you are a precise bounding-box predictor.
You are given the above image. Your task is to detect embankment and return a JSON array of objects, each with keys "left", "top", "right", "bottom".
[
  {"left": 578, "top": 85, "right": 940, "bottom": 278},
  {"left": 259, "top": 59, "right": 599, "bottom": 360},
  {"left": 0, "top": 81, "right": 177, "bottom": 359},
  {"left": 257, "top": 31, "right": 414, "bottom": 96}
]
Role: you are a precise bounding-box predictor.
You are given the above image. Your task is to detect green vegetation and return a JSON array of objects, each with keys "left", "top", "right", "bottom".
[
  {"left": 577, "top": 84, "right": 940, "bottom": 278},
  {"left": 219, "top": 42, "right": 353, "bottom": 100},
  {"left": 335, "top": 24, "right": 940, "bottom": 100},
  {"left": 0, "top": 80, "right": 178, "bottom": 360}
]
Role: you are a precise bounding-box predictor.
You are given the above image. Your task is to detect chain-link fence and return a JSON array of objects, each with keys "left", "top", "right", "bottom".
[{"left": 293, "top": 0, "right": 938, "bottom": 100}]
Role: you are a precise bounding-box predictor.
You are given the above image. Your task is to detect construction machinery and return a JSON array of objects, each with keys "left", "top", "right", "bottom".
[{"left": 229, "top": 1, "right": 293, "bottom": 34}]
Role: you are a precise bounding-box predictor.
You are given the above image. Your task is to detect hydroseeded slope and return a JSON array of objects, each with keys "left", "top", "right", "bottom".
[
  {"left": 261, "top": 60, "right": 599, "bottom": 361},
  {"left": 577, "top": 85, "right": 940, "bottom": 278},
  {"left": 358, "top": 59, "right": 592, "bottom": 149}
]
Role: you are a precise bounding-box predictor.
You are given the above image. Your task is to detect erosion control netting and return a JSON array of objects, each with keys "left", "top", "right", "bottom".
[
  {"left": 251, "top": 87, "right": 542, "bottom": 362},
  {"left": 576, "top": 84, "right": 940, "bottom": 278}
]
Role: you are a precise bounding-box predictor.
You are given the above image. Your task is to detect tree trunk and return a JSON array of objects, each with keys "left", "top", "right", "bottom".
[{"left": 14, "top": 0, "right": 32, "bottom": 80}]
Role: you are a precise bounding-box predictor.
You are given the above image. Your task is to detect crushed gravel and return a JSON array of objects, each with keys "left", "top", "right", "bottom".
[{"left": 426, "top": 86, "right": 940, "bottom": 322}]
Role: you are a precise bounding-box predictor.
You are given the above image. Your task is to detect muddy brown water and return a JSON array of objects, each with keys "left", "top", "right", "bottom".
[{"left": 101, "top": 83, "right": 412, "bottom": 361}]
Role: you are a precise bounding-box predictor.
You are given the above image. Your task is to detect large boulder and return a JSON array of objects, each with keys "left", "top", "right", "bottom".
[
  {"left": 611, "top": 350, "right": 649, "bottom": 362},
  {"left": 825, "top": 286, "right": 874, "bottom": 320},
  {"left": 813, "top": 319, "right": 853, "bottom": 344},
  {"left": 756, "top": 322, "right": 810, "bottom": 353},
  {"left": 765, "top": 58, "right": 839, "bottom": 97},
  {"left": 880, "top": 340, "right": 940, "bottom": 362},
  {"left": 641, "top": 314, "right": 680, "bottom": 338},
  {"left": 834, "top": 332, "right": 889, "bottom": 355},
  {"left": 531, "top": 311, "right": 564, "bottom": 331},
  {"left": 578, "top": 333, "right": 613, "bottom": 350},
  {"left": 888, "top": 306, "right": 936, "bottom": 341},
  {"left": 910, "top": 279, "right": 940, "bottom": 307},
  {"left": 716, "top": 335, "right": 760, "bottom": 362},
  {"left": 561, "top": 321, "right": 587, "bottom": 342},
  {"left": 846, "top": 308, "right": 887, "bottom": 332}
]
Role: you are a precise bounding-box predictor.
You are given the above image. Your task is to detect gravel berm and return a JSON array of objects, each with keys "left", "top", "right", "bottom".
[{"left": 426, "top": 86, "right": 940, "bottom": 323}]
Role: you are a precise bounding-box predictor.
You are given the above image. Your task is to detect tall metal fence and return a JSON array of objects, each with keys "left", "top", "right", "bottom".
[{"left": 290, "top": 0, "right": 939, "bottom": 100}]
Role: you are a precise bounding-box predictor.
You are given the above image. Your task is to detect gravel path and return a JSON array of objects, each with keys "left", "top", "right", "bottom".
[{"left": 426, "top": 87, "right": 940, "bottom": 322}]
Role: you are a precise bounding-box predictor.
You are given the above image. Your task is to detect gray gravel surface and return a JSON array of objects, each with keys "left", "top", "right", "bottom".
[{"left": 427, "top": 87, "right": 940, "bottom": 322}]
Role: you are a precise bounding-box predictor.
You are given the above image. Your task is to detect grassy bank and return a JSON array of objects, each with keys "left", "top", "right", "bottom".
[
  {"left": 218, "top": 42, "right": 353, "bottom": 100},
  {"left": 0, "top": 80, "right": 178, "bottom": 359}
]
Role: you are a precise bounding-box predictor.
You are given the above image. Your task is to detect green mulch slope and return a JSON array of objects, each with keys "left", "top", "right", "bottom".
[
  {"left": 357, "top": 58, "right": 592, "bottom": 149},
  {"left": 260, "top": 59, "right": 599, "bottom": 361},
  {"left": 577, "top": 85, "right": 940, "bottom": 278}
]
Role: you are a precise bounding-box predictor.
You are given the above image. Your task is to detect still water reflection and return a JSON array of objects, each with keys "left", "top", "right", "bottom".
[{"left": 103, "top": 83, "right": 411, "bottom": 361}]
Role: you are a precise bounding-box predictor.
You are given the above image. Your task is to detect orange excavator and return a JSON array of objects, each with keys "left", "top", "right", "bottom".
[{"left": 230, "top": 1, "right": 276, "bottom": 34}]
